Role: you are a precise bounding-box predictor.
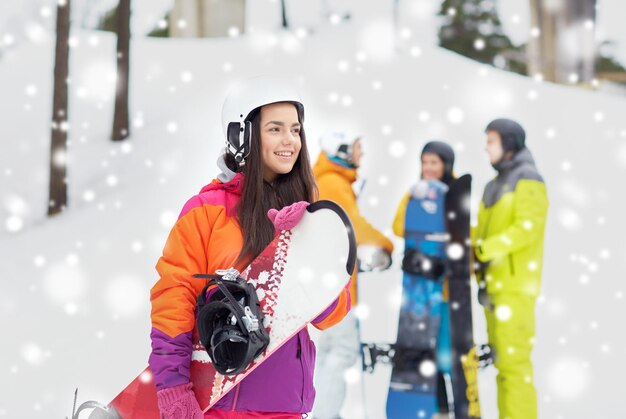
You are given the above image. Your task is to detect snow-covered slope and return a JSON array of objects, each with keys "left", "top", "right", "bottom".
[{"left": 1, "top": 16, "right": 625, "bottom": 418}]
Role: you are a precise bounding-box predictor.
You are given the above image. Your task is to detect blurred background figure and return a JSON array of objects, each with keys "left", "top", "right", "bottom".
[
  {"left": 473, "top": 118, "right": 549, "bottom": 419},
  {"left": 312, "top": 131, "right": 394, "bottom": 419}
]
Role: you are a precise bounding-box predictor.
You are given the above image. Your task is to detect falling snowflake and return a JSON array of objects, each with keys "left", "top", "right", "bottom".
[
  {"left": 418, "top": 111, "right": 431, "bottom": 122},
  {"left": 131, "top": 241, "right": 143, "bottom": 253},
  {"left": 495, "top": 304, "right": 512, "bottom": 322},
  {"left": 447, "top": 243, "right": 464, "bottom": 260},
  {"left": 447, "top": 107, "right": 465, "bottom": 124},
  {"left": 354, "top": 304, "right": 370, "bottom": 320},
  {"left": 106, "top": 175, "right": 119, "bottom": 187},
  {"left": 546, "top": 357, "right": 590, "bottom": 399},
  {"left": 297, "top": 267, "right": 315, "bottom": 284},
  {"left": 558, "top": 208, "right": 582, "bottom": 231},
  {"left": 43, "top": 264, "right": 86, "bottom": 304},
  {"left": 65, "top": 253, "right": 79, "bottom": 267},
  {"left": 388, "top": 141, "right": 407, "bottom": 158},
  {"left": 344, "top": 366, "right": 361, "bottom": 384},
  {"left": 82, "top": 190, "right": 96, "bottom": 203},
  {"left": 599, "top": 249, "right": 611, "bottom": 260},
  {"left": 546, "top": 298, "right": 566, "bottom": 316},
  {"left": 410, "top": 46, "right": 423, "bottom": 57},
  {"left": 21, "top": 343, "right": 46, "bottom": 366},
  {"left": 473, "top": 38, "right": 486, "bottom": 50},
  {"left": 593, "top": 111, "right": 605, "bottom": 123},
  {"left": 33, "top": 255, "right": 46, "bottom": 267},
  {"left": 358, "top": 21, "right": 395, "bottom": 62},
  {"left": 419, "top": 359, "right": 436, "bottom": 377},
  {"left": 140, "top": 370, "right": 153, "bottom": 384},
  {"left": 65, "top": 302, "right": 78, "bottom": 315},
  {"left": 166, "top": 121, "right": 179, "bottom": 133},
  {"left": 5, "top": 215, "right": 23, "bottom": 233},
  {"left": 104, "top": 275, "right": 148, "bottom": 317},
  {"left": 160, "top": 211, "right": 177, "bottom": 228},
  {"left": 321, "top": 272, "right": 339, "bottom": 288}
]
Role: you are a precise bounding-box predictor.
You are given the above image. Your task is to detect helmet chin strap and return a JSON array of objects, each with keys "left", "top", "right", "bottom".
[{"left": 226, "top": 121, "right": 252, "bottom": 166}]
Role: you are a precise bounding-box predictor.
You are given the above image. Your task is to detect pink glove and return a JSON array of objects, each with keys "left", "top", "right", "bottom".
[
  {"left": 156, "top": 383, "right": 203, "bottom": 419},
  {"left": 267, "top": 201, "right": 310, "bottom": 231}
]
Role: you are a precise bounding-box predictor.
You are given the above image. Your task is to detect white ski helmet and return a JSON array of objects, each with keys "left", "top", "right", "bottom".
[
  {"left": 319, "top": 130, "right": 361, "bottom": 162},
  {"left": 221, "top": 76, "right": 304, "bottom": 165}
]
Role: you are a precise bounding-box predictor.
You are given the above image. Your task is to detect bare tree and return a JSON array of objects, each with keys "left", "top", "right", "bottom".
[
  {"left": 528, "top": 0, "right": 596, "bottom": 83},
  {"left": 48, "top": 0, "right": 71, "bottom": 217},
  {"left": 112, "top": 0, "right": 131, "bottom": 141},
  {"left": 280, "top": 0, "right": 289, "bottom": 28},
  {"left": 564, "top": 0, "right": 596, "bottom": 83},
  {"left": 171, "top": 0, "right": 245, "bottom": 38},
  {"left": 528, "top": 0, "right": 554, "bottom": 81}
]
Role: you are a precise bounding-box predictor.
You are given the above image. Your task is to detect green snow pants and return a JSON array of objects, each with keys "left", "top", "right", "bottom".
[{"left": 485, "top": 293, "right": 538, "bottom": 419}]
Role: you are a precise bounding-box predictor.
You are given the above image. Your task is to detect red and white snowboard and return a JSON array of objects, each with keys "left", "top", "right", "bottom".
[{"left": 82, "top": 201, "right": 356, "bottom": 418}]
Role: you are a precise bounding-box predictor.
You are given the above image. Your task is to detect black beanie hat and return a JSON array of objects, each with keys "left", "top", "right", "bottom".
[
  {"left": 485, "top": 118, "right": 526, "bottom": 153},
  {"left": 421, "top": 141, "right": 455, "bottom": 184}
]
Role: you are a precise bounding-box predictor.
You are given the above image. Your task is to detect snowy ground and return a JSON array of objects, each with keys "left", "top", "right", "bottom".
[{"left": 1, "top": 7, "right": 626, "bottom": 419}]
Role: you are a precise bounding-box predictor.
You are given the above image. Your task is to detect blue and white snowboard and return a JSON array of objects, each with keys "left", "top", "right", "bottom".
[{"left": 386, "top": 180, "right": 452, "bottom": 419}]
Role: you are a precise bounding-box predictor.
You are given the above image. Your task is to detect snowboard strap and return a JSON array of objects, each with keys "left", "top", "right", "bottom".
[
  {"left": 392, "top": 345, "right": 436, "bottom": 375},
  {"left": 401, "top": 248, "right": 446, "bottom": 280},
  {"left": 194, "top": 272, "right": 270, "bottom": 376}
]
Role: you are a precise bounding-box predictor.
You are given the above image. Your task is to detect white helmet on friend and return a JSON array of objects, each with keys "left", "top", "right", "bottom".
[
  {"left": 319, "top": 130, "right": 361, "bottom": 163},
  {"left": 221, "top": 76, "right": 304, "bottom": 165}
]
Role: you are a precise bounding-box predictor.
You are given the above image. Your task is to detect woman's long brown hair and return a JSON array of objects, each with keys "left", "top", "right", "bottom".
[{"left": 224, "top": 103, "right": 317, "bottom": 265}]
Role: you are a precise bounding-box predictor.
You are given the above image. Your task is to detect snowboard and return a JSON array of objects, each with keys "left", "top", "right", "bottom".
[
  {"left": 386, "top": 180, "right": 449, "bottom": 419},
  {"left": 445, "top": 174, "right": 483, "bottom": 419},
  {"left": 77, "top": 200, "right": 356, "bottom": 418}
]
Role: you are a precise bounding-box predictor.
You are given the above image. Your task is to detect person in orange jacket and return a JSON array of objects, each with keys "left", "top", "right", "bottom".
[
  {"left": 311, "top": 131, "right": 394, "bottom": 419},
  {"left": 149, "top": 77, "right": 351, "bottom": 419}
]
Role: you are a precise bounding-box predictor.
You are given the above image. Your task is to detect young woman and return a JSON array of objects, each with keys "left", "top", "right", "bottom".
[
  {"left": 390, "top": 140, "right": 456, "bottom": 416},
  {"left": 149, "top": 77, "right": 351, "bottom": 418},
  {"left": 392, "top": 140, "right": 456, "bottom": 236}
]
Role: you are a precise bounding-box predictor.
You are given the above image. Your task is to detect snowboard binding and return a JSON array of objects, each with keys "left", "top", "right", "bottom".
[
  {"left": 68, "top": 389, "right": 121, "bottom": 419},
  {"left": 401, "top": 248, "right": 446, "bottom": 280},
  {"left": 361, "top": 342, "right": 395, "bottom": 373},
  {"left": 194, "top": 269, "right": 270, "bottom": 376},
  {"left": 362, "top": 342, "right": 494, "bottom": 373},
  {"left": 476, "top": 343, "right": 494, "bottom": 369}
]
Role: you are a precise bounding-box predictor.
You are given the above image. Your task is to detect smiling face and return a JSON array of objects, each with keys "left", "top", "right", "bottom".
[
  {"left": 421, "top": 152, "right": 445, "bottom": 181},
  {"left": 259, "top": 102, "right": 302, "bottom": 182}
]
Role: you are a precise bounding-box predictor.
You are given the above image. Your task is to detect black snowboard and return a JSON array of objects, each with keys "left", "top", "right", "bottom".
[{"left": 445, "top": 174, "right": 482, "bottom": 419}]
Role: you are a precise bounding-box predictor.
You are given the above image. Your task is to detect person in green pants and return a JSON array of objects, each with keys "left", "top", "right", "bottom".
[{"left": 473, "top": 118, "right": 549, "bottom": 419}]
